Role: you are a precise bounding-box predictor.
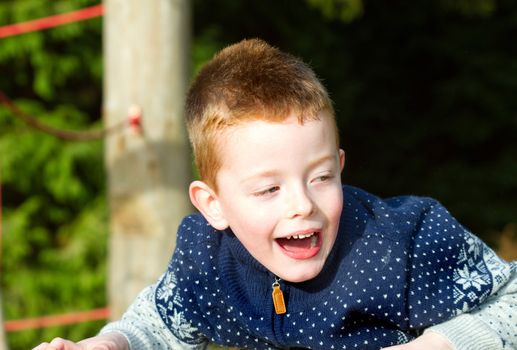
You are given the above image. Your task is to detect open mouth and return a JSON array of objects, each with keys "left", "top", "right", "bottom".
[{"left": 275, "top": 232, "right": 321, "bottom": 259}]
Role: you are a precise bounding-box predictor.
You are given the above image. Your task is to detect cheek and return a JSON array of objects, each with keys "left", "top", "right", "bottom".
[
  {"left": 232, "top": 216, "right": 276, "bottom": 258},
  {"left": 324, "top": 191, "right": 344, "bottom": 224},
  {"left": 227, "top": 204, "right": 276, "bottom": 240},
  {"left": 244, "top": 213, "right": 276, "bottom": 237}
]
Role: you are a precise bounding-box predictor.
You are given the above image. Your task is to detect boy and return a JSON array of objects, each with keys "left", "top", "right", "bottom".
[{"left": 35, "top": 39, "right": 516, "bottom": 350}]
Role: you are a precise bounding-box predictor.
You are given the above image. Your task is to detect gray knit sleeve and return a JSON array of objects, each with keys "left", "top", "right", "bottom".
[
  {"left": 426, "top": 266, "right": 517, "bottom": 350},
  {"left": 99, "top": 285, "right": 208, "bottom": 350}
]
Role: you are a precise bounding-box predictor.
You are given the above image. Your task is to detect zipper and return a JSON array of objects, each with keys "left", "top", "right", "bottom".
[{"left": 272, "top": 276, "right": 287, "bottom": 314}]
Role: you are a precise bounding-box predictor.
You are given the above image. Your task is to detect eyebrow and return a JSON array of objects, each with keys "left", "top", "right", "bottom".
[
  {"left": 239, "top": 170, "right": 280, "bottom": 186},
  {"left": 307, "top": 154, "right": 336, "bottom": 170}
]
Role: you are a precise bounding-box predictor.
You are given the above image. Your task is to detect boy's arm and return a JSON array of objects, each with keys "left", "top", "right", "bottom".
[
  {"left": 32, "top": 332, "right": 128, "bottom": 350},
  {"left": 425, "top": 270, "right": 517, "bottom": 350},
  {"left": 32, "top": 283, "right": 206, "bottom": 350},
  {"left": 382, "top": 270, "right": 517, "bottom": 350},
  {"left": 100, "top": 285, "right": 208, "bottom": 350},
  {"left": 389, "top": 197, "right": 516, "bottom": 349}
]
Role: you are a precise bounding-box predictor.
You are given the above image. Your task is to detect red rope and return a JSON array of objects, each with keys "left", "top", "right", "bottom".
[
  {"left": 4, "top": 307, "right": 110, "bottom": 332},
  {"left": 0, "top": 91, "right": 135, "bottom": 141},
  {"left": 0, "top": 4, "right": 103, "bottom": 39}
]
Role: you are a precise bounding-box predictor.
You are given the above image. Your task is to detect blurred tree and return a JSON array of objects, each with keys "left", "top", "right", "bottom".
[{"left": 103, "top": 0, "right": 192, "bottom": 318}]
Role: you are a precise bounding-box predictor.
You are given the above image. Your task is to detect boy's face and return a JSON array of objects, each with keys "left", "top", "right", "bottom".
[{"left": 194, "top": 112, "right": 345, "bottom": 282}]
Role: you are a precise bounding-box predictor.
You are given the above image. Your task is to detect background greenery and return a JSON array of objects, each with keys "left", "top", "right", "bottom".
[{"left": 0, "top": 0, "right": 515, "bottom": 349}]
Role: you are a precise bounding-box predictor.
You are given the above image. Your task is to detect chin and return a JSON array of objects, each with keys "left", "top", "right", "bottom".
[{"left": 279, "top": 266, "right": 323, "bottom": 283}]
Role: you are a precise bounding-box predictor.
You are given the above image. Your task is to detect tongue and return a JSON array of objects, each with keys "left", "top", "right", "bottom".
[{"left": 276, "top": 237, "right": 313, "bottom": 253}]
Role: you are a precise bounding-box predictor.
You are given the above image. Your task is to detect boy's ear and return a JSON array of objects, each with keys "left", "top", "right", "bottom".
[
  {"left": 339, "top": 149, "right": 346, "bottom": 172},
  {"left": 189, "top": 180, "right": 229, "bottom": 230}
]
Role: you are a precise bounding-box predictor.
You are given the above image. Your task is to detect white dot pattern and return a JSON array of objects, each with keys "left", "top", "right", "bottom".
[{"left": 153, "top": 185, "right": 516, "bottom": 349}]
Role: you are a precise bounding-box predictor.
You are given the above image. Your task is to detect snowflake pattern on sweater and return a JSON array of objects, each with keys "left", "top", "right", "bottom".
[
  {"left": 154, "top": 185, "right": 515, "bottom": 349},
  {"left": 452, "top": 232, "right": 512, "bottom": 313}
]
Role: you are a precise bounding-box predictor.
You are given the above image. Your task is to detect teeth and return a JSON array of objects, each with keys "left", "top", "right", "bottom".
[{"left": 286, "top": 232, "right": 316, "bottom": 240}]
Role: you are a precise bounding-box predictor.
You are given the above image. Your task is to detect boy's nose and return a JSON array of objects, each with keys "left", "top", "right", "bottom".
[{"left": 286, "top": 187, "right": 315, "bottom": 219}]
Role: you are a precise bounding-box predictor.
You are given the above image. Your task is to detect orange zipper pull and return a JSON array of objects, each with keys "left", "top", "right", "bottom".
[{"left": 272, "top": 277, "right": 286, "bottom": 315}]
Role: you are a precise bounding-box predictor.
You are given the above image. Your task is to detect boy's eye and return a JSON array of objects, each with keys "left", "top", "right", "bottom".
[
  {"left": 313, "top": 174, "right": 333, "bottom": 183},
  {"left": 253, "top": 186, "right": 280, "bottom": 197}
]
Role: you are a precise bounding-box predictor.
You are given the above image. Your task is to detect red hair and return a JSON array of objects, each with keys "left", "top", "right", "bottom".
[{"left": 185, "top": 39, "right": 337, "bottom": 190}]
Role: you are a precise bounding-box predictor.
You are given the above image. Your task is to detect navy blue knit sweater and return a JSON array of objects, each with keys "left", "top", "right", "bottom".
[{"left": 154, "top": 185, "right": 514, "bottom": 349}]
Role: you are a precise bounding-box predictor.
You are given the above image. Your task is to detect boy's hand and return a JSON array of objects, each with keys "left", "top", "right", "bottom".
[
  {"left": 32, "top": 332, "right": 128, "bottom": 350},
  {"left": 382, "top": 331, "right": 454, "bottom": 350}
]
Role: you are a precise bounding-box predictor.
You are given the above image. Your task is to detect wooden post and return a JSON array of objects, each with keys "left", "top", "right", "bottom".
[{"left": 103, "top": 0, "right": 191, "bottom": 318}]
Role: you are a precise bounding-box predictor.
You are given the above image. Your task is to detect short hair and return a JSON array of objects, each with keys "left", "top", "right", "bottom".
[{"left": 185, "top": 38, "right": 337, "bottom": 191}]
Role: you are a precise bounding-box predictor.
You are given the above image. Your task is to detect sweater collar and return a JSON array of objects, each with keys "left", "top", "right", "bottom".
[
  {"left": 223, "top": 228, "right": 271, "bottom": 274},
  {"left": 221, "top": 218, "right": 350, "bottom": 290}
]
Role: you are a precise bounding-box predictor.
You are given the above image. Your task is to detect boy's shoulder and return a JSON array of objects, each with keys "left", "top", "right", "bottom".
[
  {"left": 343, "top": 184, "right": 441, "bottom": 212},
  {"left": 341, "top": 185, "right": 514, "bottom": 323},
  {"left": 342, "top": 184, "right": 447, "bottom": 238}
]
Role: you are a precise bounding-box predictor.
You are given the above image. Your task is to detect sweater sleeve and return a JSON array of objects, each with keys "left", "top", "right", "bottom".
[
  {"left": 425, "top": 268, "right": 517, "bottom": 350},
  {"left": 403, "top": 198, "right": 516, "bottom": 330},
  {"left": 99, "top": 283, "right": 208, "bottom": 350}
]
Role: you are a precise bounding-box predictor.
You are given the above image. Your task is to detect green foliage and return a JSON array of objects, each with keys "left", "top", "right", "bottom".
[
  {"left": 307, "top": 0, "right": 364, "bottom": 22},
  {"left": 440, "top": 0, "right": 497, "bottom": 17},
  {"left": 0, "top": 1, "right": 105, "bottom": 349}
]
